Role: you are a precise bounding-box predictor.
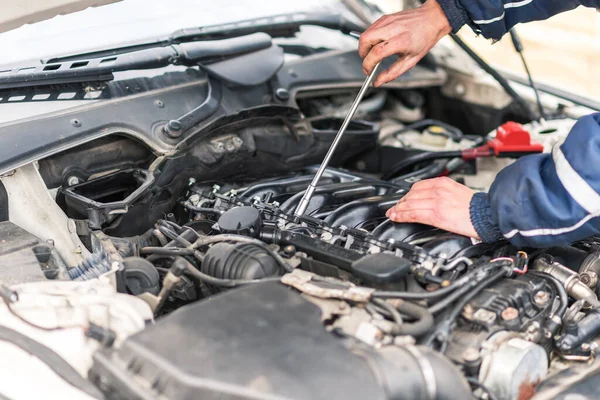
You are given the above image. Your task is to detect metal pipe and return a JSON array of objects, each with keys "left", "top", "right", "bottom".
[{"left": 294, "top": 59, "right": 381, "bottom": 216}]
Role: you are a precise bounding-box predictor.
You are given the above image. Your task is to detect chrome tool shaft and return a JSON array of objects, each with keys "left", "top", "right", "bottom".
[{"left": 294, "top": 57, "right": 381, "bottom": 217}]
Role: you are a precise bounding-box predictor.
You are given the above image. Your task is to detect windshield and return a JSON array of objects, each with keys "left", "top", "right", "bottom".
[{"left": 0, "top": 0, "right": 350, "bottom": 66}]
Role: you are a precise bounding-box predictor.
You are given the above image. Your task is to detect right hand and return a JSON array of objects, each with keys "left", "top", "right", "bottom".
[{"left": 358, "top": 0, "right": 452, "bottom": 87}]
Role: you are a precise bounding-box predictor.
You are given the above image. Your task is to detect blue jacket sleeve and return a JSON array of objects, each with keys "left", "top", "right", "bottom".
[
  {"left": 469, "top": 113, "right": 600, "bottom": 248},
  {"left": 436, "top": 0, "right": 600, "bottom": 40}
]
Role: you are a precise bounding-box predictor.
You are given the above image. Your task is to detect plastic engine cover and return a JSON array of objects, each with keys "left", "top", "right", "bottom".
[{"left": 90, "top": 282, "right": 388, "bottom": 400}]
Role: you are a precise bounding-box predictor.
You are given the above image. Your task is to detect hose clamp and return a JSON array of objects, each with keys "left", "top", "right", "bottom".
[{"left": 405, "top": 345, "right": 436, "bottom": 400}]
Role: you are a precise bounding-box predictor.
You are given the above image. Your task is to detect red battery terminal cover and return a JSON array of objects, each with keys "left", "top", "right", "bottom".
[{"left": 488, "top": 121, "right": 544, "bottom": 156}]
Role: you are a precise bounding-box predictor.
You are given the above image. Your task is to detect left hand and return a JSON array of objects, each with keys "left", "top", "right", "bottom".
[{"left": 386, "top": 177, "right": 480, "bottom": 239}]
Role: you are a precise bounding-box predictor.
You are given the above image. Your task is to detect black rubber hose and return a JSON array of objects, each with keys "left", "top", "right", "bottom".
[
  {"left": 382, "top": 150, "right": 462, "bottom": 180},
  {"left": 446, "top": 268, "right": 509, "bottom": 322},
  {"left": 450, "top": 33, "right": 536, "bottom": 121},
  {"left": 428, "top": 282, "right": 477, "bottom": 314},
  {"left": 527, "top": 270, "right": 568, "bottom": 318},
  {"left": 0, "top": 326, "right": 104, "bottom": 399},
  {"left": 109, "top": 229, "right": 157, "bottom": 257},
  {"left": 172, "top": 257, "right": 281, "bottom": 288},
  {"left": 393, "top": 299, "right": 434, "bottom": 337},
  {"left": 183, "top": 203, "right": 224, "bottom": 215},
  {"left": 390, "top": 159, "right": 450, "bottom": 184},
  {"left": 426, "top": 267, "right": 510, "bottom": 351},
  {"left": 192, "top": 234, "right": 293, "bottom": 272}
]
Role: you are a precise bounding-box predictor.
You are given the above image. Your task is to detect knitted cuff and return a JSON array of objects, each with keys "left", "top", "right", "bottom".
[
  {"left": 469, "top": 192, "right": 503, "bottom": 243},
  {"left": 435, "top": 0, "right": 470, "bottom": 33}
]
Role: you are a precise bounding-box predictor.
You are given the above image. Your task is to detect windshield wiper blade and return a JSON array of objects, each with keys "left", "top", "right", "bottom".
[
  {"left": 0, "top": 33, "right": 272, "bottom": 90},
  {"left": 45, "top": 12, "right": 365, "bottom": 65},
  {"left": 170, "top": 11, "right": 365, "bottom": 42}
]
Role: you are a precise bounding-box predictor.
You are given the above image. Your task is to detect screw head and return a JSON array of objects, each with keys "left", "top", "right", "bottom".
[
  {"left": 534, "top": 291, "right": 551, "bottom": 306},
  {"left": 275, "top": 88, "right": 290, "bottom": 101},
  {"left": 501, "top": 307, "right": 519, "bottom": 321},
  {"left": 154, "top": 100, "right": 165, "bottom": 108},
  {"left": 70, "top": 118, "right": 82, "bottom": 128},
  {"left": 67, "top": 176, "right": 80, "bottom": 186},
  {"left": 462, "top": 347, "right": 480, "bottom": 363}
]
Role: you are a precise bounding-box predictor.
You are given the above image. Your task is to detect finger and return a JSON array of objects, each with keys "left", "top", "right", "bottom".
[
  {"left": 389, "top": 209, "right": 437, "bottom": 225},
  {"left": 393, "top": 199, "right": 439, "bottom": 213},
  {"left": 358, "top": 26, "right": 392, "bottom": 59},
  {"left": 369, "top": 14, "right": 393, "bottom": 30},
  {"left": 410, "top": 177, "right": 451, "bottom": 192},
  {"left": 397, "top": 190, "right": 439, "bottom": 203},
  {"left": 374, "top": 55, "right": 418, "bottom": 87},
  {"left": 362, "top": 35, "right": 410, "bottom": 75}
]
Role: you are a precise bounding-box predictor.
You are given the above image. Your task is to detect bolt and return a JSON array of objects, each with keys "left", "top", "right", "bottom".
[
  {"left": 582, "top": 343, "right": 591, "bottom": 351},
  {"left": 70, "top": 118, "right": 82, "bottom": 128},
  {"left": 275, "top": 88, "right": 290, "bottom": 101},
  {"left": 581, "top": 272, "right": 598, "bottom": 288},
  {"left": 154, "top": 100, "right": 164, "bottom": 108},
  {"left": 214, "top": 142, "right": 225, "bottom": 152},
  {"left": 534, "top": 291, "right": 551, "bottom": 306},
  {"left": 454, "top": 83, "right": 466, "bottom": 97},
  {"left": 501, "top": 307, "right": 519, "bottom": 321},
  {"left": 67, "top": 176, "right": 80, "bottom": 186},
  {"left": 526, "top": 322, "right": 539, "bottom": 333},
  {"left": 233, "top": 137, "right": 243, "bottom": 145},
  {"left": 462, "top": 304, "right": 474, "bottom": 320},
  {"left": 164, "top": 120, "right": 183, "bottom": 138},
  {"left": 462, "top": 348, "right": 480, "bottom": 363},
  {"left": 188, "top": 178, "right": 196, "bottom": 187}
]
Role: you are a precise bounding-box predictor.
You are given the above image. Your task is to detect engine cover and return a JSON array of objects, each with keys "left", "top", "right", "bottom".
[{"left": 91, "top": 282, "right": 390, "bottom": 400}]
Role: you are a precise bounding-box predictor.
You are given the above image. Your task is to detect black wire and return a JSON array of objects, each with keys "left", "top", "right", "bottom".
[
  {"left": 372, "top": 261, "right": 499, "bottom": 300},
  {"left": 428, "top": 282, "right": 476, "bottom": 314},
  {"left": 527, "top": 270, "right": 568, "bottom": 318},
  {"left": 382, "top": 150, "right": 463, "bottom": 180},
  {"left": 425, "top": 267, "right": 510, "bottom": 352}
]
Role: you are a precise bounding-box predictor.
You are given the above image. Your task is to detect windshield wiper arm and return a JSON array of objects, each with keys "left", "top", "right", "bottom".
[{"left": 0, "top": 33, "right": 272, "bottom": 90}]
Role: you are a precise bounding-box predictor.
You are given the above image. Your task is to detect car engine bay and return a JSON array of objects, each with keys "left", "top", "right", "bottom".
[{"left": 0, "top": 23, "right": 597, "bottom": 400}]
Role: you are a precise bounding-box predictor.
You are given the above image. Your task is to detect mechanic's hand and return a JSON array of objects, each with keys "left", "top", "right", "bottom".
[
  {"left": 358, "top": 0, "right": 452, "bottom": 87},
  {"left": 386, "top": 177, "right": 480, "bottom": 239}
]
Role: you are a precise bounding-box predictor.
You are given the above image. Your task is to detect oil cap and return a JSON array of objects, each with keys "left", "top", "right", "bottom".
[{"left": 217, "top": 206, "right": 263, "bottom": 237}]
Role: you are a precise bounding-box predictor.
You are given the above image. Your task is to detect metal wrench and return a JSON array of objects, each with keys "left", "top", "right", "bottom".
[{"left": 294, "top": 33, "right": 381, "bottom": 217}]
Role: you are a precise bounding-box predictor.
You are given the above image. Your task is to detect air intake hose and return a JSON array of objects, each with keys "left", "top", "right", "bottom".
[{"left": 355, "top": 345, "right": 472, "bottom": 400}]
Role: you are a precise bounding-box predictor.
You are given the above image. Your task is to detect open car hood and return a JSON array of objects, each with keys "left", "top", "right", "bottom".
[{"left": 0, "top": 0, "right": 120, "bottom": 34}]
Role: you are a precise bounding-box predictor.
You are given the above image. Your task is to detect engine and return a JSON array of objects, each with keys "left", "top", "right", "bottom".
[
  {"left": 40, "top": 150, "right": 600, "bottom": 400},
  {"left": 0, "top": 65, "right": 593, "bottom": 400}
]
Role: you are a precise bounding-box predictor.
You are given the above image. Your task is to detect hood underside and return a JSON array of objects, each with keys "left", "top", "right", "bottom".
[{"left": 0, "top": 0, "right": 120, "bottom": 34}]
